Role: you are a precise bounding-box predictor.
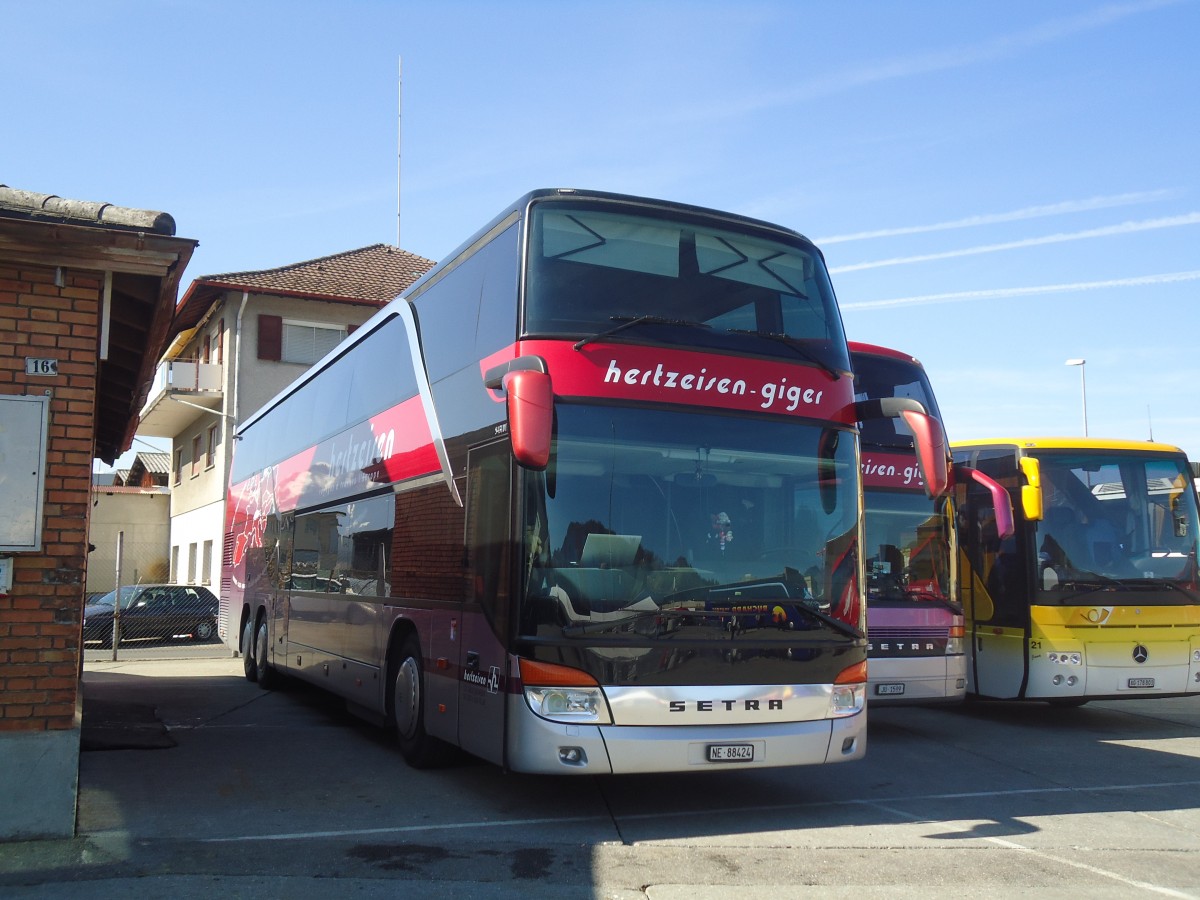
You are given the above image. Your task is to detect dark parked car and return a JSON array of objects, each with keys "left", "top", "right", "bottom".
[{"left": 82, "top": 584, "right": 219, "bottom": 647}]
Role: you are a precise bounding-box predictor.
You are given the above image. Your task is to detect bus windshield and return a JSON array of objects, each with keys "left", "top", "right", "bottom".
[
  {"left": 1034, "top": 450, "right": 1200, "bottom": 601},
  {"left": 520, "top": 404, "right": 861, "bottom": 641},
  {"left": 863, "top": 491, "right": 951, "bottom": 605},
  {"left": 524, "top": 200, "right": 850, "bottom": 374}
]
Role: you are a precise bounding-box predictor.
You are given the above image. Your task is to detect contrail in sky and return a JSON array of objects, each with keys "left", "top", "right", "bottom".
[
  {"left": 829, "top": 213, "right": 1200, "bottom": 274},
  {"left": 661, "top": 0, "right": 1183, "bottom": 125},
  {"left": 841, "top": 270, "right": 1200, "bottom": 310},
  {"left": 816, "top": 190, "right": 1178, "bottom": 245}
]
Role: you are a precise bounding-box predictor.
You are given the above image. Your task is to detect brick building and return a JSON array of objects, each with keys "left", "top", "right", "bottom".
[{"left": 0, "top": 186, "right": 195, "bottom": 840}]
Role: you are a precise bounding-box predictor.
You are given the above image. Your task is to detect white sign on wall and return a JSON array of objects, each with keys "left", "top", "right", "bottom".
[{"left": 0, "top": 395, "right": 50, "bottom": 551}]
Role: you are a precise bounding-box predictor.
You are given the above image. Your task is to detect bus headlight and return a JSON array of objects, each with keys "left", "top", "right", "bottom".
[
  {"left": 946, "top": 624, "right": 964, "bottom": 656},
  {"left": 830, "top": 660, "right": 866, "bottom": 718},
  {"left": 1047, "top": 652, "right": 1082, "bottom": 665},
  {"left": 830, "top": 683, "right": 865, "bottom": 717},
  {"left": 525, "top": 686, "right": 610, "bottom": 723},
  {"left": 519, "top": 658, "right": 612, "bottom": 725}
]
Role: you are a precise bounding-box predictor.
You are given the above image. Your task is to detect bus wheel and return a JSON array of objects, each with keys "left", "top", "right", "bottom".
[
  {"left": 393, "top": 636, "right": 442, "bottom": 768},
  {"left": 241, "top": 618, "right": 257, "bottom": 682},
  {"left": 254, "top": 618, "right": 277, "bottom": 690}
]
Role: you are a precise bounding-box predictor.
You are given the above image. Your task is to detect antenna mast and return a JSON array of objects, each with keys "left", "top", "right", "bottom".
[{"left": 403, "top": 56, "right": 408, "bottom": 248}]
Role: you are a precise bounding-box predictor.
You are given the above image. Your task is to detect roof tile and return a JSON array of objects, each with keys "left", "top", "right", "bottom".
[{"left": 198, "top": 243, "right": 435, "bottom": 304}]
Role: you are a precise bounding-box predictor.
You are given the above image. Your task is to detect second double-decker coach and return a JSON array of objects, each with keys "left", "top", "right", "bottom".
[
  {"left": 225, "top": 189, "right": 948, "bottom": 774},
  {"left": 851, "top": 343, "right": 1012, "bottom": 704}
]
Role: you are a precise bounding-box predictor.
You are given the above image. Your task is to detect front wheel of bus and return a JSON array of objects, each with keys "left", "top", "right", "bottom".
[
  {"left": 241, "top": 618, "right": 257, "bottom": 683},
  {"left": 254, "top": 618, "right": 277, "bottom": 690},
  {"left": 393, "top": 636, "right": 442, "bottom": 768}
]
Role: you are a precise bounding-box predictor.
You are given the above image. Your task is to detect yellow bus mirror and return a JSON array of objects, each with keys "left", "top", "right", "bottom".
[{"left": 1019, "top": 456, "right": 1043, "bottom": 522}]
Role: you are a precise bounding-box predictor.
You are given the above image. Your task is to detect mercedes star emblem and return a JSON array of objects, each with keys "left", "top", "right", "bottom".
[{"left": 1132, "top": 645, "right": 1149, "bottom": 664}]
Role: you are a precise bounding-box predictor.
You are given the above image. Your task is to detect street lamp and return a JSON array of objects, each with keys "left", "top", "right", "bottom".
[{"left": 1065, "top": 358, "right": 1088, "bottom": 436}]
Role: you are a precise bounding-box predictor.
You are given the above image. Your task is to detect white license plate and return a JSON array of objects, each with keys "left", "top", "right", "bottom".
[
  {"left": 875, "top": 683, "right": 906, "bottom": 695},
  {"left": 708, "top": 743, "right": 754, "bottom": 762},
  {"left": 1127, "top": 677, "right": 1155, "bottom": 689}
]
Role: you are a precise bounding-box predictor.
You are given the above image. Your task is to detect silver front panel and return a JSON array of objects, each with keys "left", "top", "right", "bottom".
[{"left": 604, "top": 683, "right": 834, "bottom": 726}]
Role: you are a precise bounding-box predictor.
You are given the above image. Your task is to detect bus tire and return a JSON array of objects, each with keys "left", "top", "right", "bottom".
[
  {"left": 254, "top": 617, "right": 277, "bottom": 690},
  {"left": 241, "top": 617, "right": 257, "bottom": 682},
  {"left": 392, "top": 635, "right": 442, "bottom": 768}
]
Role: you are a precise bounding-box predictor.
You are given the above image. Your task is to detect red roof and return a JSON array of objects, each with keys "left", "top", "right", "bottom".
[{"left": 172, "top": 243, "right": 435, "bottom": 335}]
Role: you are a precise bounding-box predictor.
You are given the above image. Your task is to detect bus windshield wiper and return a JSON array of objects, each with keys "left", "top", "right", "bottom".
[
  {"left": 726, "top": 329, "right": 841, "bottom": 380},
  {"left": 1137, "top": 578, "right": 1200, "bottom": 601},
  {"left": 560, "top": 606, "right": 703, "bottom": 636},
  {"left": 776, "top": 600, "right": 863, "bottom": 639},
  {"left": 1048, "top": 573, "right": 1124, "bottom": 602},
  {"left": 561, "top": 601, "right": 861, "bottom": 641},
  {"left": 573, "top": 315, "right": 711, "bottom": 351},
  {"left": 1050, "top": 573, "right": 1198, "bottom": 603}
]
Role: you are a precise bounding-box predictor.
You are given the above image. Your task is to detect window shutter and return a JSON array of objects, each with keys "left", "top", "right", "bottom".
[{"left": 258, "top": 315, "right": 282, "bottom": 360}]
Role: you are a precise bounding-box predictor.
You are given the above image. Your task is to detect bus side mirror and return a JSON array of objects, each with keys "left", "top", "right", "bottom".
[
  {"left": 954, "top": 464, "right": 1015, "bottom": 540},
  {"left": 900, "top": 409, "right": 949, "bottom": 500},
  {"left": 1019, "top": 456, "right": 1043, "bottom": 522},
  {"left": 504, "top": 369, "right": 553, "bottom": 470},
  {"left": 852, "top": 397, "right": 949, "bottom": 499}
]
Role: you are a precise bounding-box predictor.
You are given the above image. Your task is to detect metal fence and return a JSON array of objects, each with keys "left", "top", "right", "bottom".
[{"left": 84, "top": 532, "right": 220, "bottom": 657}]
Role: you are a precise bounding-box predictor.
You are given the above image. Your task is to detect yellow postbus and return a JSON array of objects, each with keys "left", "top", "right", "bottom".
[{"left": 951, "top": 438, "right": 1200, "bottom": 705}]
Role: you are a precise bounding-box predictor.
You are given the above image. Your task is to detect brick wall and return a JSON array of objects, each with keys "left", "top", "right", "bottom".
[{"left": 0, "top": 261, "right": 101, "bottom": 735}]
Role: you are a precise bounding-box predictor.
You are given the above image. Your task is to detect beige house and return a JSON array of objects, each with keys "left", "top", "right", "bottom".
[
  {"left": 88, "top": 451, "right": 173, "bottom": 595},
  {"left": 136, "top": 245, "right": 434, "bottom": 646}
]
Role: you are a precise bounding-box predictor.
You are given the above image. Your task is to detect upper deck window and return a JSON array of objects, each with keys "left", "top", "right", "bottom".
[{"left": 524, "top": 201, "right": 849, "bottom": 372}]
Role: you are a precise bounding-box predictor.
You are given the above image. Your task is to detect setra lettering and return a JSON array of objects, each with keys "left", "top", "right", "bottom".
[{"left": 669, "top": 699, "right": 785, "bottom": 712}]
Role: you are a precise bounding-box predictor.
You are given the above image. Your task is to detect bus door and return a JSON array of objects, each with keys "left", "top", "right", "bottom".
[
  {"left": 458, "top": 441, "right": 513, "bottom": 765},
  {"left": 960, "top": 482, "right": 1027, "bottom": 699}
]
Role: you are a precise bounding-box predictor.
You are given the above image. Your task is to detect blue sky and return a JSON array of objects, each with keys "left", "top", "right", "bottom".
[{"left": 5, "top": 0, "right": 1198, "bottom": 467}]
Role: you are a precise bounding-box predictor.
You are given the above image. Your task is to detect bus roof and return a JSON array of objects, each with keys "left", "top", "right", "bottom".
[
  {"left": 847, "top": 342, "right": 923, "bottom": 366},
  {"left": 951, "top": 437, "right": 1186, "bottom": 455},
  {"left": 411, "top": 188, "right": 823, "bottom": 297}
]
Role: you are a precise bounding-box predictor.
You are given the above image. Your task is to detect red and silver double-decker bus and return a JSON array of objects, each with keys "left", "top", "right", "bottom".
[
  {"left": 851, "top": 343, "right": 1012, "bottom": 704},
  {"left": 224, "top": 189, "right": 946, "bottom": 773}
]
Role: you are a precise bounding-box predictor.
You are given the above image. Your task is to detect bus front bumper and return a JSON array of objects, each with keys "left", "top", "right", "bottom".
[{"left": 505, "top": 711, "right": 866, "bottom": 775}]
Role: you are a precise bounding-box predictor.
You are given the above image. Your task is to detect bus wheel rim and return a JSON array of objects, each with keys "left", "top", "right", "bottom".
[{"left": 396, "top": 657, "right": 420, "bottom": 737}]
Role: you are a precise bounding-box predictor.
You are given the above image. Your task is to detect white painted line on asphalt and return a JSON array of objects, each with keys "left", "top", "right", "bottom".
[
  {"left": 199, "top": 813, "right": 613, "bottom": 843},
  {"left": 866, "top": 799, "right": 1199, "bottom": 900},
  {"left": 194, "top": 778, "right": 1200, "bottom": 849}
]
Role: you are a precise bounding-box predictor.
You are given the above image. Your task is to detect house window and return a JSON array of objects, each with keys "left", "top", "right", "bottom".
[
  {"left": 206, "top": 424, "right": 218, "bottom": 469},
  {"left": 202, "top": 334, "right": 211, "bottom": 364},
  {"left": 171, "top": 545, "right": 180, "bottom": 582},
  {"left": 202, "top": 541, "right": 213, "bottom": 585},
  {"left": 216, "top": 319, "right": 224, "bottom": 364},
  {"left": 173, "top": 448, "right": 182, "bottom": 485},
  {"left": 191, "top": 435, "right": 202, "bottom": 478},
  {"left": 282, "top": 320, "right": 346, "bottom": 365},
  {"left": 188, "top": 543, "right": 198, "bottom": 583}
]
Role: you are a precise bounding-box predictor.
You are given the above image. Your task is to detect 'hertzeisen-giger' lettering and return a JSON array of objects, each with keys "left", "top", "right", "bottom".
[{"left": 603, "top": 359, "right": 823, "bottom": 412}]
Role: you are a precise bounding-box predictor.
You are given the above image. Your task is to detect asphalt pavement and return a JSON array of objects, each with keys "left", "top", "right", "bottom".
[{"left": 1, "top": 647, "right": 1197, "bottom": 898}]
